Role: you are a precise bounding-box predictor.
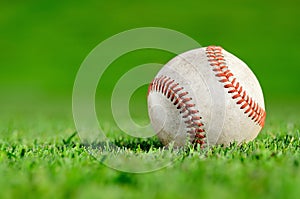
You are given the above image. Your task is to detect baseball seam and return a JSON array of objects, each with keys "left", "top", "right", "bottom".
[
  {"left": 148, "top": 76, "right": 206, "bottom": 146},
  {"left": 206, "top": 46, "right": 266, "bottom": 127}
]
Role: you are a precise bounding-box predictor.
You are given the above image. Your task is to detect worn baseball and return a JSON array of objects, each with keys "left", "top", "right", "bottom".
[{"left": 147, "top": 46, "right": 266, "bottom": 147}]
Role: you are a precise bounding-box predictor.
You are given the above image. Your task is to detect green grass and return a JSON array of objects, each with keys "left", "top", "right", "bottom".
[{"left": 0, "top": 104, "right": 299, "bottom": 199}]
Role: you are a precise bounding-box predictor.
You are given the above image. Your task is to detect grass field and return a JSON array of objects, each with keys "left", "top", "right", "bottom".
[
  {"left": 0, "top": 103, "right": 300, "bottom": 199},
  {"left": 1, "top": 0, "right": 300, "bottom": 199}
]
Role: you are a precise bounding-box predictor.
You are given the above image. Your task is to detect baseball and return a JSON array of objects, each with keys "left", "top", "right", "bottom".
[{"left": 147, "top": 46, "right": 266, "bottom": 147}]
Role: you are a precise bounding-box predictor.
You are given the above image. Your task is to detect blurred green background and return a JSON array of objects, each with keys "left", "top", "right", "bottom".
[{"left": 1, "top": 0, "right": 300, "bottom": 118}]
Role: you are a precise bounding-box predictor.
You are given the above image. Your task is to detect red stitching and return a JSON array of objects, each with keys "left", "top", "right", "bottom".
[
  {"left": 206, "top": 46, "right": 266, "bottom": 127},
  {"left": 148, "top": 76, "right": 206, "bottom": 146}
]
